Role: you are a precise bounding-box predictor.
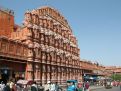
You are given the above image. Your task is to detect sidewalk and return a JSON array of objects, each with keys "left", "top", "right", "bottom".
[
  {"left": 62, "top": 85, "right": 104, "bottom": 91},
  {"left": 90, "top": 85, "right": 104, "bottom": 90}
]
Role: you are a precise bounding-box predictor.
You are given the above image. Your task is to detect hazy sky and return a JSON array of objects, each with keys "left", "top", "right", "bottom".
[{"left": 1, "top": 0, "right": 121, "bottom": 66}]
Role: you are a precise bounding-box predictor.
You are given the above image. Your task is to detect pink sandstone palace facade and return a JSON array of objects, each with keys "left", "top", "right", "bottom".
[
  {"left": 0, "top": 6, "right": 119, "bottom": 84},
  {"left": 0, "top": 6, "right": 81, "bottom": 84},
  {"left": 16, "top": 6, "right": 81, "bottom": 84}
]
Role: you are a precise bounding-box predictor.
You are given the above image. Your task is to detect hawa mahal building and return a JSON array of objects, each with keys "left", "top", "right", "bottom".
[
  {"left": 0, "top": 6, "right": 112, "bottom": 84},
  {"left": 0, "top": 6, "right": 81, "bottom": 84}
]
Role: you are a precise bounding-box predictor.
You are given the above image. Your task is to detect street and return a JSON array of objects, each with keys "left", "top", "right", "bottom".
[{"left": 92, "top": 87, "right": 121, "bottom": 91}]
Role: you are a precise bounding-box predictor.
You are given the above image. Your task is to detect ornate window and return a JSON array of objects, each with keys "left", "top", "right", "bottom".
[
  {"left": 55, "top": 40, "right": 58, "bottom": 48},
  {"left": 43, "top": 19, "right": 47, "bottom": 28},
  {"left": 0, "top": 42, "right": 6, "bottom": 52},
  {"left": 46, "top": 20, "right": 49, "bottom": 29},
  {"left": 32, "top": 15, "right": 37, "bottom": 24},
  {"left": 66, "top": 58, "right": 69, "bottom": 66},
  {"left": 25, "top": 13, "right": 32, "bottom": 24},
  {"left": 42, "top": 65, "right": 46, "bottom": 72},
  {"left": 48, "top": 20, "right": 51, "bottom": 29},
  {"left": 58, "top": 39, "right": 61, "bottom": 49},
  {"left": 53, "top": 25, "right": 57, "bottom": 32},
  {"left": 45, "top": 35, "right": 49, "bottom": 44},
  {"left": 57, "top": 56, "right": 60, "bottom": 64},
  {"left": 34, "top": 30, "right": 37, "bottom": 39},
  {"left": 67, "top": 44, "right": 70, "bottom": 52},
  {"left": 9, "top": 44, "right": 14, "bottom": 53},
  {"left": 16, "top": 45, "right": 21, "bottom": 55},
  {"left": 48, "top": 36, "right": 51, "bottom": 46},
  {"left": 23, "top": 48, "right": 28, "bottom": 56},
  {"left": 63, "top": 43, "right": 66, "bottom": 50},
  {"left": 47, "top": 53, "right": 50, "bottom": 63},
  {"left": 51, "top": 36, "right": 55, "bottom": 46},
  {"left": 36, "top": 15, "right": 39, "bottom": 25},
  {"left": 58, "top": 67, "right": 61, "bottom": 72},
  {"left": 47, "top": 66, "right": 50, "bottom": 72},
  {"left": 41, "top": 52, "right": 46, "bottom": 63},
  {"left": 50, "top": 20, "right": 53, "bottom": 30},
  {"left": 39, "top": 18, "right": 43, "bottom": 27},
  {"left": 40, "top": 34, "right": 44, "bottom": 44}
]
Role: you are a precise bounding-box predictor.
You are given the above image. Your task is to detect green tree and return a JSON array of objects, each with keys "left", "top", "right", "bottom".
[{"left": 110, "top": 74, "right": 121, "bottom": 81}]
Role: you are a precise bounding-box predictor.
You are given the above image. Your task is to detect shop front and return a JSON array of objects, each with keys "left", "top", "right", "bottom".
[{"left": 0, "top": 60, "right": 26, "bottom": 83}]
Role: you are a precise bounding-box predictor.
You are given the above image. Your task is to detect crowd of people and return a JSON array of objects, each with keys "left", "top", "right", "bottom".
[
  {"left": 0, "top": 80, "right": 62, "bottom": 91},
  {"left": 67, "top": 81, "right": 90, "bottom": 91}
]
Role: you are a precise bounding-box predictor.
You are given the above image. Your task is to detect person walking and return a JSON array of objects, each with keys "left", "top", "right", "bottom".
[
  {"left": 9, "top": 81, "right": 14, "bottom": 91},
  {"left": 38, "top": 83, "right": 44, "bottom": 91},
  {"left": 44, "top": 81, "right": 51, "bottom": 91},
  {"left": 55, "top": 82, "right": 62, "bottom": 91},
  {"left": 0, "top": 81, "right": 5, "bottom": 91},
  {"left": 23, "top": 85, "right": 28, "bottom": 91},
  {"left": 50, "top": 82, "right": 55, "bottom": 91},
  {"left": 3, "top": 83, "right": 11, "bottom": 91},
  {"left": 77, "top": 83, "right": 83, "bottom": 91},
  {"left": 31, "top": 81, "right": 38, "bottom": 91},
  {"left": 67, "top": 82, "right": 76, "bottom": 91},
  {"left": 85, "top": 81, "right": 90, "bottom": 91}
]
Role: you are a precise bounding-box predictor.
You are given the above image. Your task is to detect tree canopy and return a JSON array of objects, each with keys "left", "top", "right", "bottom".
[{"left": 110, "top": 74, "right": 121, "bottom": 81}]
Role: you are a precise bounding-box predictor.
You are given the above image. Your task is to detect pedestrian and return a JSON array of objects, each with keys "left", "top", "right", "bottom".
[
  {"left": 50, "top": 82, "right": 55, "bottom": 91},
  {"left": 16, "top": 84, "right": 22, "bottom": 91},
  {"left": 55, "top": 82, "right": 62, "bottom": 91},
  {"left": 12, "top": 84, "right": 17, "bottom": 91},
  {"left": 85, "top": 81, "right": 90, "bottom": 91},
  {"left": 38, "top": 83, "right": 44, "bottom": 91},
  {"left": 3, "top": 83, "right": 11, "bottom": 91},
  {"left": 23, "top": 85, "right": 28, "bottom": 91},
  {"left": 77, "top": 83, "right": 83, "bottom": 91},
  {"left": 44, "top": 81, "right": 51, "bottom": 91},
  {"left": 0, "top": 81, "right": 5, "bottom": 90},
  {"left": 9, "top": 81, "right": 14, "bottom": 91},
  {"left": 31, "top": 81, "right": 38, "bottom": 91},
  {"left": 67, "top": 82, "right": 76, "bottom": 91},
  {"left": 82, "top": 82, "right": 86, "bottom": 91}
]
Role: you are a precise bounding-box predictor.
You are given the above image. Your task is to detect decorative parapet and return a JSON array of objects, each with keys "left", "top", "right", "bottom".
[{"left": 0, "top": 6, "right": 14, "bottom": 16}]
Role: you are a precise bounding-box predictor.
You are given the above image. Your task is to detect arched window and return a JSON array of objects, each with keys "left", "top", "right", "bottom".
[
  {"left": 32, "top": 14, "right": 36, "bottom": 24},
  {"left": 47, "top": 53, "right": 50, "bottom": 63},
  {"left": 40, "top": 34, "right": 44, "bottom": 44},
  {"left": 43, "top": 19, "right": 47, "bottom": 28},
  {"left": 45, "top": 35, "right": 49, "bottom": 44},
  {"left": 39, "top": 18, "right": 43, "bottom": 27},
  {"left": 42, "top": 52, "right": 46, "bottom": 63},
  {"left": 0, "top": 42, "right": 7, "bottom": 52}
]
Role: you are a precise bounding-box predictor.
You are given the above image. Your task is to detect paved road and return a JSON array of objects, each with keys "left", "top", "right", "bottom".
[{"left": 92, "top": 87, "right": 121, "bottom": 91}]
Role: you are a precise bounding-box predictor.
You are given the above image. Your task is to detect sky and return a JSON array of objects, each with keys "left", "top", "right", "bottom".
[{"left": 1, "top": 0, "right": 121, "bottom": 66}]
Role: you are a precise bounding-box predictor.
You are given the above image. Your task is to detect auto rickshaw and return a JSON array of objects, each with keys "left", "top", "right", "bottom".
[{"left": 104, "top": 79, "right": 112, "bottom": 89}]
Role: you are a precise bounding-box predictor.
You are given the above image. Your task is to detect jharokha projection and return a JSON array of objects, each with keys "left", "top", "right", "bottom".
[
  {"left": 0, "top": 6, "right": 113, "bottom": 85},
  {"left": 21, "top": 6, "right": 81, "bottom": 84},
  {"left": 0, "top": 6, "right": 81, "bottom": 84}
]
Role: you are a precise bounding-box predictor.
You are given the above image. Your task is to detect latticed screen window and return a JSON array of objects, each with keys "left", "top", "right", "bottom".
[
  {"left": 47, "top": 54, "right": 50, "bottom": 61},
  {"left": 9, "top": 44, "right": 14, "bottom": 53},
  {"left": 37, "top": 49, "right": 41, "bottom": 56},
  {"left": 45, "top": 36, "right": 48, "bottom": 43},
  {"left": 16, "top": 46, "right": 21, "bottom": 55},
  {"left": 0, "top": 42, "right": 6, "bottom": 52},
  {"left": 23, "top": 49, "right": 27, "bottom": 56},
  {"left": 40, "top": 34, "right": 44, "bottom": 42}
]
